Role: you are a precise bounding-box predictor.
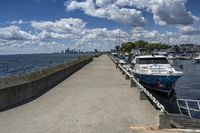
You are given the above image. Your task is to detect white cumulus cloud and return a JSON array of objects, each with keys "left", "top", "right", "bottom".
[
  {"left": 67, "top": 0, "right": 199, "bottom": 26},
  {"left": 115, "top": 0, "right": 199, "bottom": 26},
  {"left": 179, "top": 26, "right": 200, "bottom": 35},
  {"left": 0, "top": 26, "right": 37, "bottom": 41},
  {"left": 65, "top": 0, "right": 146, "bottom": 26}
]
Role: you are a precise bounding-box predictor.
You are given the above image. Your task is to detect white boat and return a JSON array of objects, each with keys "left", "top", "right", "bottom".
[
  {"left": 124, "top": 53, "right": 129, "bottom": 61},
  {"left": 194, "top": 55, "right": 200, "bottom": 63},
  {"left": 118, "top": 59, "right": 126, "bottom": 65},
  {"left": 111, "top": 52, "right": 119, "bottom": 59},
  {"left": 131, "top": 55, "right": 183, "bottom": 95}
]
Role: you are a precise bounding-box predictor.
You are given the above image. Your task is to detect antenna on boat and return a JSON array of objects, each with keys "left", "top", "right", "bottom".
[
  {"left": 168, "top": 37, "right": 170, "bottom": 45},
  {"left": 118, "top": 26, "right": 121, "bottom": 47}
]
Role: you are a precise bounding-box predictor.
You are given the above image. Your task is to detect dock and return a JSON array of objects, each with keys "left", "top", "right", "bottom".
[{"left": 0, "top": 55, "right": 197, "bottom": 133}]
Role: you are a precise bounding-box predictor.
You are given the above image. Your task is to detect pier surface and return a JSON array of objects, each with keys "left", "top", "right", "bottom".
[{"left": 0, "top": 55, "right": 184, "bottom": 133}]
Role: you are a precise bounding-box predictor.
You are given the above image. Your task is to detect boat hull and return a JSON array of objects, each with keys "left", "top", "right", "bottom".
[
  {"left": 134, "top": 73, "right": 181, "bottom": 95},
  {"left": 194, "top": 58, "right": 200, "bottom": 63}
]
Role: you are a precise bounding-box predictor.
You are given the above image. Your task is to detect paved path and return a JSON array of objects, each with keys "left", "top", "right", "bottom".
[{"left": 0, "top": 55, "right": 184, "bottom": 133}]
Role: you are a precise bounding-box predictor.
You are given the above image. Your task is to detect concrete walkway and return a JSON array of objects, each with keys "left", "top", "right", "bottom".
[{"left": 0, "top": 55, "right": 183, "bottom": 133}]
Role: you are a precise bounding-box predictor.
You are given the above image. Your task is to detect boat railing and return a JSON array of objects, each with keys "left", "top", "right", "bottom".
[
  {"left": 110, "top": 56, "right": 166, "bottom": 112},
  {"left": 177, "top": 99, "right": 200, "bottom": 118},
  {"left": 116, "top": 63, "right": 166, "bottom": 113},
  {"left": 136, "top": 65, "right": 175, "bottom": 74},
  {"left": 172, "top": 64, "right": 184, "bottom": 72},
  {"left": 149, "top": 65, "right": 169, "bottom": 74}
]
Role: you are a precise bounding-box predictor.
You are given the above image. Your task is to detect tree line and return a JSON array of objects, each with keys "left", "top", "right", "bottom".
[{"left": 119, "top": 40, "right": 171, "bottom": 54}]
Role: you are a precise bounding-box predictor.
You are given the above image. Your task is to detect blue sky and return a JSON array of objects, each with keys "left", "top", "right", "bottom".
[{"left": 0, "top": 0, "right": 200, "bottom": 54}]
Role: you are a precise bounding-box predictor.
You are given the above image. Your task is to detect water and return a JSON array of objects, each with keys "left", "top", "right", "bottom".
[
  {"left": 135, "top": 59, "right": 200, "bottom": 118},
  {"left": 0, "top": 53, "right": 92, "bottom": 78},
  {"left": 174, "top": 59, "right": 200, "bottom": 100},
  {"left": 155, "top": 59, "right": 200, "bottom": 118}
]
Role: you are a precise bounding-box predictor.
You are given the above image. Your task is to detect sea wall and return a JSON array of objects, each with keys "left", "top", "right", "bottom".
[{"left": 0, "top": 56, "right": 93, "bottom": 110}]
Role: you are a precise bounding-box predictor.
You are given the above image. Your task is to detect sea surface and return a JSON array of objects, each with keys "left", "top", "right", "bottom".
[
  {"left": 0, "top": 53, "right": 93, "bottom": 78},
  {"left": 161, "top": 59, "right": 200, "bottom": 118},
  {"left": 174, "top": 59, "right": 200, "bottom": 100}
]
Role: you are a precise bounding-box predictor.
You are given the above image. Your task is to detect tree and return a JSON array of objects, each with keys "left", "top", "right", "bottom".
[
  {"left": 174, "top": 45, "right": 180, "bottom": 52},
  {"left": 121, "top": 42, "right": 135, "bottom": 54},
  {"left": 135, "top": 40, "right": 148, "bottom": 48},
  {"left": 120, "top": 40, "right": 171, "bottom": 54}
]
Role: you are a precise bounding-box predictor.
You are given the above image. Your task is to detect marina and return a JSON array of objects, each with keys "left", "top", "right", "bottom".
[
  {"left": 1, "top": 0, "right": 200, "bottom": 132},
  {"left": 110, "top": 54, "right": 200, "bottom": 129},
  {"left": 0, "top": 54, "right": 200, "bottom": 132}
]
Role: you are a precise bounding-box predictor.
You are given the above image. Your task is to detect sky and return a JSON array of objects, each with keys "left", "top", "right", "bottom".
[{"left": 0, "top": 0, "right": 200, "bottom": 54}]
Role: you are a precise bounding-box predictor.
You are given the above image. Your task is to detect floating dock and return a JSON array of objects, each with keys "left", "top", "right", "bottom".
[{"left": 0, "top": 55, "right": 199, "bottom": 133}]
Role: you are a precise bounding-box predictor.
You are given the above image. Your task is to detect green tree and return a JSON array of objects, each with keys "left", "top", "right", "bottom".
[
  {"left": 135, "top": 40, "right": 148, "bottom": 48},
  {"left": 174, "top": 45, "right": 180, "bottom": 52},
  {"left": 121, "top": 42, "right": 135, "bottom": 54}
]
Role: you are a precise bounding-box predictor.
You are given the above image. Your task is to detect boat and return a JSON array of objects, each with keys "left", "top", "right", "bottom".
[
  {"left": 111, "top": 52, "right": 119, "bottom": 59},
  {"left": 131, "top": 55, "right": 183, "bottom": 95},
  {"left": 194, "top": 55, "right": 200, "bottom": 63},
  {"left": 124, "top": 53, "right": 129, "bottom": 62},
  {"left": 118, "top": 58, "right": 126, "bottom": 65}
]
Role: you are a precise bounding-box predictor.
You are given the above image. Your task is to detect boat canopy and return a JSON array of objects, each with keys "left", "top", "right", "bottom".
[{"left": 136, "top": 56, "right": 169, "bottom": 64}]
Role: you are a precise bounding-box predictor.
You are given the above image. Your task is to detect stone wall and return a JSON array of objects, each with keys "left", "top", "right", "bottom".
[{"left": 0, "top": 56, "right": 93, "bottom": 110}]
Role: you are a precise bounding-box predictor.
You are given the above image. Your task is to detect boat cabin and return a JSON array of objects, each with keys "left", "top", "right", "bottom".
[{"left": 132, "top": 55, "right": 169, "bottom": 64}]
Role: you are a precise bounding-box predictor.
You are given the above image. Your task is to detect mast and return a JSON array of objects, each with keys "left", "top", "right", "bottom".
[{"left": 118, "top": 26, "right": 121, "bottom": 46}]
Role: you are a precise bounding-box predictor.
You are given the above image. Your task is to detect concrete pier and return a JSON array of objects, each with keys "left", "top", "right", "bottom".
[{"left": 0, "top": 55, "right": 184, "bottom": 133}]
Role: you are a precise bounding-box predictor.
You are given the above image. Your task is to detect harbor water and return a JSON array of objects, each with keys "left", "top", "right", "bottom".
[
  {"left": 152, "top": 59, "right": 200, "bottom": 118},
  {"left": 0, "top": 53, "right": 93, "bottom": 78},
  {"left": 174, "top": 59, "right": 200, "bottom": 100}
]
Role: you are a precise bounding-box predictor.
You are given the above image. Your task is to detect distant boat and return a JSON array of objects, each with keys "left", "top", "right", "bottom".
[
  {"left": 194, "top": 55, "right": 200, "bottom": 63},
  {"left": 131, "top": 55, "right": 183, "bottom": 95},
  {"left": 124, "top": 53, "right": 129, "bottom": 61}
]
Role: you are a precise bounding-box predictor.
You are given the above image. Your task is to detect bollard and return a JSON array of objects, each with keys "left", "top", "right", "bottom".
[
  {"left": 122, "top": 70, "right": 125, "bottom": 75},
  {"left": 130, "top": 78, "right": 136, "bottom": 87},
  {"left": 156, "top": 112, "right": 171, "bottom": 129},
  {"left": 119, "top": 67, "right": 122, "bottom": 71},
  {"left": 139, "top": 90, "right": 147, "bottom": 100},
  {"left": 116, "top": 63, "right": 119, "bottom": 69},
  {"left": 125, "top": 74, "right": 129, "bottom": 80}
]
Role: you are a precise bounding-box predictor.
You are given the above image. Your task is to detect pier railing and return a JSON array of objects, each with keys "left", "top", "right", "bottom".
[
  {"left": 177, "top": 99, "right": 200, "bottom": 118},
  {"left": 109, "top": 56, "right": 166, "bottom": 113},
  {"left": 118, "top": 64, "right": 166, "bottom": 113}
]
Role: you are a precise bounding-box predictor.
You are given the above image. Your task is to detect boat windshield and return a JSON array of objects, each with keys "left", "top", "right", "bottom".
[{"left": 137, "top": 57, "right": 169, "bottom": 64}]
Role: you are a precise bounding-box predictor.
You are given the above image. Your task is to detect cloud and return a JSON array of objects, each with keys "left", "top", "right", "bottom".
[
  {"left": 0, "top": 41, "right": 67, "bottom": 55},
  {"left": 1, "top": 15, "right": 200, "bottom": 54},
  {"left": 68, "top": 0, "right": 198, "bottom": 26},
  {"left": 129, "top": 27, "right": 197, "bottom": 45},
  {"left": 0, "top": 26, "right": 37, "bottom": 41},
  {"left": 65, "top": 0, "right": 146, "bottom": 26},
  {"left": 149, "top": 0, "right": 199, "bottom": 26},
  {"left": 31, "top": 18, "right": 86, "bottom": 33},
  {"left": 7, "top": 20, "right": 25, "bottom": 25},
  {"left": 31, "top": 18, "right": 87, "bottom": 42},
  {"left": 179, "top": 26, "right": 200, "bottom": 35},
  {"left": 131, "top": 27, "right": 159, "bottom": 41},
  {"left": 115, "top": 0, "right": 199, "bottom": 26},
  {"left": 30, "top": 17, "right": 200, "bottom": 50}
]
